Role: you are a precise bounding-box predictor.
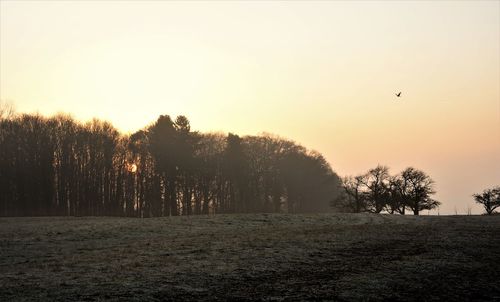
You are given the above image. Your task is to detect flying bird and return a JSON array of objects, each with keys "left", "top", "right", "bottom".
[{"left": 395, "top": 92, "right": 402, "bottom": 97}]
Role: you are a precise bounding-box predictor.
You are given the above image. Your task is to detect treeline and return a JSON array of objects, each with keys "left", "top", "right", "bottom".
[
  {"left": 0, "top": 112, "right": 340, "bottom": 217},
  {"left": 334, "top": 165, "right": 440, "bottom": 215}
]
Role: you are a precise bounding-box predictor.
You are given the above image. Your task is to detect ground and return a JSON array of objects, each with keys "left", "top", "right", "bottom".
[{"left": 1, "top": 213, "right": 499, "bottom": 301}]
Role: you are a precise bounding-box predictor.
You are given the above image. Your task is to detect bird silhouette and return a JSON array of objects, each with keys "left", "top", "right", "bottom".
[{"left": 396, "top": 92, "right": 402, "bottom": 97}]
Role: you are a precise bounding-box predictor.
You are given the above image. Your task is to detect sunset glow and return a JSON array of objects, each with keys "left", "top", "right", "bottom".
[{"left": 1, "top": 1, "right": 499, "bottom": 214}]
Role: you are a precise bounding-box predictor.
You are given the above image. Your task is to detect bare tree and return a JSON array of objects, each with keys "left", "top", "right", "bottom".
[
  {"left": 387, "top": 175, "right": 407, "bottom": 214},
  {"left": 362, "top": 165, "right": 390, "bottom": 213},
  {"left": 399, "top": 167, "right": 440, "bottom": 215},
  {"left": 0, "top": 100, "right": 15, "bottom": 120},
  {"left": 334, "top": 175, "right": 367, "bottom": 213},
  {"left": 473, "top": 186, "right": 500, "bottom": 215}
]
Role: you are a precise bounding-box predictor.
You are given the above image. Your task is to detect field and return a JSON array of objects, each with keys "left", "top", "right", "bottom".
[{"left": 1, "top": 213, "right": 499, "bottom": 301}]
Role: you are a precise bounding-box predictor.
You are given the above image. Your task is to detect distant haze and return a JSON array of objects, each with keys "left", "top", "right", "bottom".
[{"left": 1, "top": 1, "right": 499, "bottom": 214}]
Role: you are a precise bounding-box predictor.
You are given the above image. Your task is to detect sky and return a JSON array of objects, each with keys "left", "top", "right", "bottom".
[{"left": 1, "top": 0, "right": 499, "bottom": 214}]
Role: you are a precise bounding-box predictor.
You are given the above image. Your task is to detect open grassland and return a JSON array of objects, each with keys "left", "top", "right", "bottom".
[{"left": 1, "top": 213, "right": 499, "bottom": 301}]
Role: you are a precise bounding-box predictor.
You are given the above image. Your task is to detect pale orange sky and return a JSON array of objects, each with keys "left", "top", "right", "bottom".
[{"left": 1, "top": 1, "right": 499, "bottom": 214}]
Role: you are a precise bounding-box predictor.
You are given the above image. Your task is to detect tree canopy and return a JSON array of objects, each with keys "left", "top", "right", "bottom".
[{"left": 0, "top": 113, "right": 341, "bottom": 217}]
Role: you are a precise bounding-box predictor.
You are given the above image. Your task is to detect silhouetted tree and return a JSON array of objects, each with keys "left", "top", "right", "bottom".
[
  {"left": 473, "top": 186, "right": 500, "bottom": 215},
  {"left": 387, "top": 175, "right": 409, "bottom": 215},
  {"left": 398, "top": 167, "right": 440, "bottom": 215},
  {"left": 222, "top": 133, "right": 249, "bottom": 213},
  {"left": 334, "top": 175, "right": 367, "bottom": 213},
  {"left": 174, "top": 115, "right": 199, "bottom": 215},
  {"left": 51, "top": 114, "right": 78, "bottom": 216},
  {"left": 244, "top": 135, "right": 290, "bottom": 212},
  {"left": 362, "top": 165, "right": 390, "bottom": 213},
  {"left": 147, "top": 115, "right": 178, "bottom": 216},
  {"left": 193, "top": 133, "right": 225, "bottom": 214},
  {"left": 128, "top": 130, "right": 155, "bottom": 217},
  {"left": 280, "top": 149, "right": 339, "bottom": 213}
]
